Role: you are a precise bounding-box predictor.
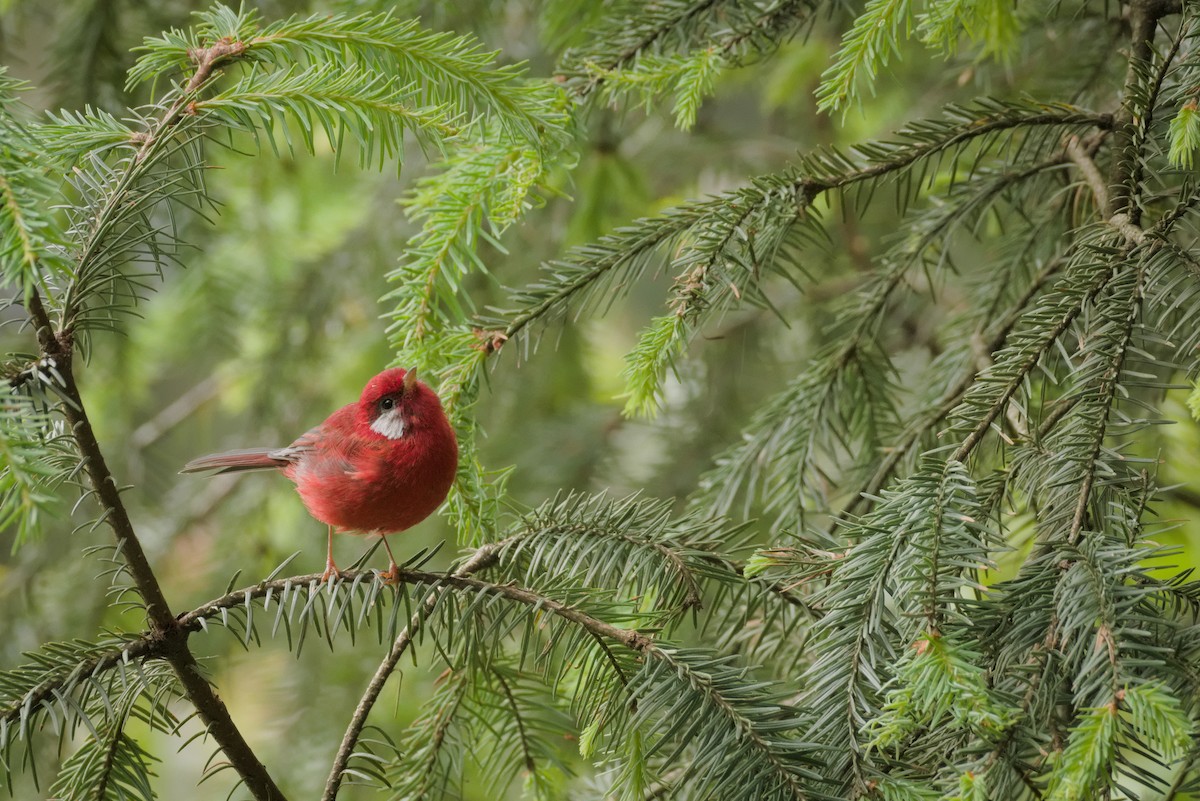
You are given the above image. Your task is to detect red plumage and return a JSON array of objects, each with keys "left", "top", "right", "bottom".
[{"left": 183, "top": 368, "right": 458, "bottom": 579}]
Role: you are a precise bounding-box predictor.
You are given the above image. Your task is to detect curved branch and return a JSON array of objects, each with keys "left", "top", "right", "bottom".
[
  {"left": 1066, "top": 265, "right": 1145, "bottom": 545},
  {"left": 8, "top": 552, "right": 810, "bottom": 799},
  {"left": 321, "top": 542, "right": 504, "bottom": 801},
  {"left": 840, "top": 248, "right": 1068, "bottom": 518},
  {"left": 15, "top": 36, "right": 286, "bottom": 801},
  {"left": 1107, "top": 0, "right": 1180, "bottom": 219},
  {"left": 496, "top": 106, "right": 1112, "bottom": 349}
]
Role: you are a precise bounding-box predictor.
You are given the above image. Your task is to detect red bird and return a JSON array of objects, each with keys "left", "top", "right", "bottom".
[{"left": 182, "top": 368, "right": 458, "bottom": 581}]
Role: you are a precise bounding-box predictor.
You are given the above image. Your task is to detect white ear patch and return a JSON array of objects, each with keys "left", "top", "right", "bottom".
[{"left": 370, "top": 410, "right": 406, "bottom": 440}]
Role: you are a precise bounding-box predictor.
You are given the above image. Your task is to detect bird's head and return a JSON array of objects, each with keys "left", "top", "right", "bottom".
[{"left": 357, "top": 367, "right": 446, "bottom": 441}]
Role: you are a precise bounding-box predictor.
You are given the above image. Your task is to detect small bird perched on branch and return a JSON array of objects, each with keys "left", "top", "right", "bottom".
[{"left": 182, "top": 368, "right": 458, "bottom": 581}]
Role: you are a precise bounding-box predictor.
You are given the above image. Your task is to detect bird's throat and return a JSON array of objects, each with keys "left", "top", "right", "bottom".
[{"left": 369, "top": 411, "right": 406, "bottom": 440}]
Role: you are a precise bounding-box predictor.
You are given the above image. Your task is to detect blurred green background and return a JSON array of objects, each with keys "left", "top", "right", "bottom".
[{"left": 3, "top": 1, "right": 1200, "bottom": 798}]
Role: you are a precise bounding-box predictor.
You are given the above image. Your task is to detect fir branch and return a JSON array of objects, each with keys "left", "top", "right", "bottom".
[
  {"left": 195, "top": 62, "right": 460, "bottom": 168},
  {"left": 244, "top": 10, "right": 556, "bottom": 146},
  {"left": 7, "top": 551, "right": 809, "bottom": 801},
  {"left": 497, "top": 100, "right": 1108, "bottom": 351},
  {"left": 1066, "top": 135, "right": 1112, "bottom": 218},
  {"left": 385, "top": 110, "right": 568, "bottom": 350},
  {"left": 625, "top": 647, "right": 815, "bottom": 801},
  {"left": 816, "top": 0, "right": 913, "bottom": 114},
  {"left": 25, "top": 290, "right": 173, "bottom": 630},
  {"left": 692, "top": 153, "right": 1075, "bottom": 529},
  {"left": 842, "top": 251, "right": 1066, "bottom": 519},
  {"left": 129, "top": 5, "right": 558, "bottom": 147},
  {"left": 1064, "top": 265, "right": 1145, "bottom": 545},
  {"left": 1106, "top": 0, "right": 1180, "bottom": 220},
  {"left": 0, "top": 634, "right": 152, "bottom": 732},
  {"left": 15, "top": 34, "right": 296, "bottom": 801},
  {"left": 920, "top": 0, "right": 1023, "bottom": 58},
  {"left": 865, "top": 632, "right": 1013, "bottom": 752},
  {"left": 947, "top": 226, "right": 1129, "bottom": 463},
  {"left": 38, "top": 106, "right": 139, "bottom": 165},
  {"left": 560, "top": 0, "right": 721, "bottom": 93},
  {"left": 322, "top": 543, "right": 503, "bottom": 801},
  {"left": 387, "top": 668, "right": 471, "bottom": 800},
  {"left": 585, "top": 49, "right": 727, "bottom": 130},
  {"left": 47, "top": 714, "right": 160, "bottom": 801},
  {"left": 492, "top": 492, "right": 753, "bottom": 621},
  {"left": 559, "top": 0, "right": 820, "bottom": 99},
  {"left": 0, "top": 390, "right": 74, "bottom": 549},
  {"left": 796, "top": 461, "right": 995, "bottom": 791},
  {"left": 0, "top": 72, "right": 72, "bottom": 296},
  {"left": 25, "top": 286, "right": 286, "bottom": 801},
  {"left": 691, "top": 336, "right": 898, "bottom": 528}
]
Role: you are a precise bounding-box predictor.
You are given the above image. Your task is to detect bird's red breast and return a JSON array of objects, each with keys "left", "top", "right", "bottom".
[{"left": 183, "top": 367, "right": 458, "bottom": 535}]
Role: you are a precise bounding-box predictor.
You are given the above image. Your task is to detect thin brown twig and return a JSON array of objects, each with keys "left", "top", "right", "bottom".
[
  {"left": 26, "top": 285, "right": 287, "bottom": 801},
  {"left": 15, "top": 36, "right": 286, "bottom": 801},
  {"left": 321, "top": 542, "right": 507, "bottom": 801},
  {"left": 1107, "top": 0, "right": 1179, "bottom": 220},
  {"left": 1066, "top": 135, "right": 1112, "bottom": 219}
]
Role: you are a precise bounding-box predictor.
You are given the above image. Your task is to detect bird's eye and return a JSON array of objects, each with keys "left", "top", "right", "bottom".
[{"left": 379, "top": 397, "right": 395, "bottom": 411}]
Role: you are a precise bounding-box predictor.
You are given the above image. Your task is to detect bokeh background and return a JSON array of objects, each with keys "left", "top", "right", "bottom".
[{"left": 3, "top": 1, "right": 1200, "bottom": 798}]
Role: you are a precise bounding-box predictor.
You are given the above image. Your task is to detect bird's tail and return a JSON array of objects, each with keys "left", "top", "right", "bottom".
[{"left": 180, "top": 448, "right": 287, "bottom": 475}]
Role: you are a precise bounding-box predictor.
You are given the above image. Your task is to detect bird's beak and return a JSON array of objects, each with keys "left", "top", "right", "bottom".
[{"left": 404, "top": 367, "right": 419, "bottom": 393}]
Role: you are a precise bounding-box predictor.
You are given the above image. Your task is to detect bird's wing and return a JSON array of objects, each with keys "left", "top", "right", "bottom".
[
  {"left": 271, "top": 403, "right": 376, "bottom": 477},
  {"left": 268, "top": 425, "right": 321, "bottom": 463}
]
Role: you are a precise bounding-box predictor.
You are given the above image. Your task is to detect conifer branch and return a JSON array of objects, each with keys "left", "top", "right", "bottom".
[
  {"left": 11, "top": 35, "right": 293, "bottom": 801},
  {"left": 1066, "top": 267, "right": 1145, "bottom": 545},
  {"left": 567, "top": 0, "right": 720, "bottom": 95},
  {"left": 949, "top": 250, "right": 1120, "bottom": 463},
  {"left": 23, "top": 285, "right": 286, "bottom": 801},
  {"left": 25, "top": 290, "right": 172, "bottom": 630},
  {"left": 1066, "top": 135, "right": 1112, "bottom": 219},
  {"left": 855, "top": 253, "right": 1065, "bottom": 510},
  {"left": 498, "top": 102, "right": 1109, "bottom": 352},
  {"left": 560, "top": 0, "right": 819, "bottom": 97},
  {"left": 9, "top": 2, "right": 1200, "bottom": 796},
  {"left": 322, "top": 542, "right": 504, "bottom": 801},
  {"left": 8, "top": 552, "right": 809, "bottom": 801},
  {"left": 1108, "top": 0, "right": 1179, "bottom": 220}
]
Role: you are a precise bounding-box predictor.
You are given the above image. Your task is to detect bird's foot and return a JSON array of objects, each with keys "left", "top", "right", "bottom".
[
  {"left": 320, "top": 560, "right": 343, "bottom": 583},
  {"left": 378, "top": 562, "right": 401, "bottom": 586}
]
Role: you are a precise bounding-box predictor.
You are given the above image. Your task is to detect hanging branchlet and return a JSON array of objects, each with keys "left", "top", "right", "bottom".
[{"left": 557, "top": 0, "right": 822, "bottom": 102}]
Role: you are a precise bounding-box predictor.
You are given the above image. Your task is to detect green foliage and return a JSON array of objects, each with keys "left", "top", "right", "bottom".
[
  {"left": 493, "top": 491, "right": 747, "bottom": 617},
  {"left": 817, "top": 0, "right": 914, "bottom": 114},
  {"left": 691, "top": 338, "right": 898, "bottom": 529},
  {"left": 47, "top": 727, "right": 158, "bottom": 801},
  {"left": 0, "top": 393, "right": 73, "bottom": 550},
  {"left": 818, "top": 0, "right": 1023, "bottom": 113},
  {"left": 920, "top": 0, "right": 1022, "bottom": 59},
  {"left": 1169, "top": 100, "right": 1200, "bottom": 169},
  {"left": 588, "top": 49, "right": 727, "bottom": 131},
  {"left": 197, "top": 62, "right": 458, "bottom": 168},
  {"left": 557, "top": 0, "right": 821, "bottom": 98},
  {"left": 0, "top": 637, "right": 181, "bottom": 793},
  {"left": 1045, "top": 703, "right": 1119, "bottom": 801},
  {"left": 865, "top": 633, "right": 1013, "bottom": 750},
  {"left": 386, "top": 663, "right": 571, "bottom": 801},
  {"left": 0, "top": 71, "right": 70, "bottom": 297},
  {"left": 128, "top": 6, "right": 553, "bottom": 146},
  {"left": 4, "top": 1, "right": 1200, "bottom": 800}
]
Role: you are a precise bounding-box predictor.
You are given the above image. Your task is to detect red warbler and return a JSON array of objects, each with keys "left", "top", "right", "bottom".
[{"left": 182, "top": 368, "right": 458, "bottom": 581}]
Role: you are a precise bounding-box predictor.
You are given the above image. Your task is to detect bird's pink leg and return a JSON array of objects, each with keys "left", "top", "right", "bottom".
[
  {"left": 320, "top": 525, "right": 341, "bottom": 582},
  {"left": 378, "top": 536, "right": 401, "bottom": 585}
]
